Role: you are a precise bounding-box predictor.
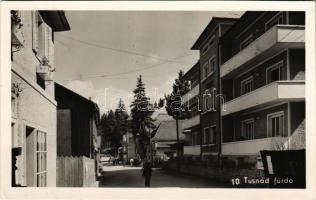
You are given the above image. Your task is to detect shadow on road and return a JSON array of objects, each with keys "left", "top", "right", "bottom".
[{"left": 97, "top": 166, "right": 230, "bottom": 188}]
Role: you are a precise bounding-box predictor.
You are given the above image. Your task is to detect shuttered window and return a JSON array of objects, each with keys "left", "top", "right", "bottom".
[{"left": 32, "top": 11, "right": 54, "bottom": 68}]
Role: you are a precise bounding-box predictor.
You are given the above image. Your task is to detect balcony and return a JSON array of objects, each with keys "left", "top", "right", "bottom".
[
  {"left": 182, "top": 115, "right": 200, "bottom": 130},
  {"left": 222, "top": 81, "right": 305, "bottom": 116},
  {"left": 183, "top": 145, "right": 200, "bottom": 156},
  {"left": 222, "top": 137, "right": 287, "bottom": 155},
  {"left": 221, "top": 25, "right": 305, "bottom": 79},
  {"left": 181, "top": 84, "right": 199, "bottom": 104},
  {"left": 36, "top": 64, "right": 54, "bottom": 81}
]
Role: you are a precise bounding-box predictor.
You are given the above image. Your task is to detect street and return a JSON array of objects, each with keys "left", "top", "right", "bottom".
[{"left": 98, "top": 166, "right": 229, "bottom": 188}]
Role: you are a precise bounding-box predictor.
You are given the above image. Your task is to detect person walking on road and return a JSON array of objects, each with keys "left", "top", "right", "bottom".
[{"left": 142, "top": 161, "right": 152, "bottom": 187}]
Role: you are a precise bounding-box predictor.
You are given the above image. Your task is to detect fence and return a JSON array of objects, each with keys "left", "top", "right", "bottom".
[{"left": 57, "top": 156, "right": 96, "bottom": 187}]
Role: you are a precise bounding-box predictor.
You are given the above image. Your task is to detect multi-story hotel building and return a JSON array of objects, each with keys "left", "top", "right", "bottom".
[
  {"left": 11, "top": 11, "right": 70, "bottom": 187},
  {"left": 219, "top": 11, "right": 305, "bottom": 159}
]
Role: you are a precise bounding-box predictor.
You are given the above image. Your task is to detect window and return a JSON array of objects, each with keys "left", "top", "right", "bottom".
[
  {"left": 240, "top": 35, "right": 253, "bottom": 50},
  {"left": 11, "top": 94, "right": 18, "bottom": 117},
  {"left": 267, "top": 62, "right": 284, "bottom": 83},
  {"left": 36, "top": 131, "right": 47, "bottom": 187},
  {"left": 202, "top": 62, "right": 209, "bottom": 80},
  {"left": 32, "top": 11, "right": 54, "bottom": 67},
  {"left": 242, "top": 119, "right": 254, "bottom": 140},
  {"left": 241, "top": 76, "right": 254, "bottom": 95},
  {"left": 201, "top": 36, "right": 215, "bottom": 55},
  {"left": 202, "top": 56, "right": 216, "bottom": 80},
  {"left": 265, "top": 12, "right": 284, "bottom": 31},
  {"left": 209, "top": 57, "right": 216, "bottom": 75},
  {"left": 11, "top": 121, "right": 18, "bottom": 148},
  {"left": 191, "top": 132, "right": 199, "bottom": 145},
  {"left": 203, "top": 89, "right": 215, "bottom": 112},
  {"left": 210, "top": 126, "right": 216, "bottom": 144},
  {"left": 203, "top": 126, "right": 216, "bottom": 144},
  {"left": 267, "top": 112, "right": 284, "bottom": 137},
  {"left": 203, "top": 127, "right": 210, "bottom": 144}
]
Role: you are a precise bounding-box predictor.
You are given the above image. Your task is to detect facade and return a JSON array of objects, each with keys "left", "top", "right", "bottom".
[
  {"left": 11, "top": 11, "right": 70, "bottom": 187},
  {"left": 55, "top": 82, "right": 100, "bottom": 159},
  {"left": 122, "top": 132, "right": 136, "bottom": 163},
  {"left": 180, "top": 63, "right": 202, "bottom": 157},
  {"left": 181, "top": 11, "right": 305, "bottom": 170},
  {"left": 191, "top": 18, "right": 237, "bottom": 159},
  {"left": 219, "top": 11, "right": 305, "bottom": 158}
]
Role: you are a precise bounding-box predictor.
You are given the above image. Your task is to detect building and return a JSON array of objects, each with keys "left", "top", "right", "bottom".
[
  {"left": 219, "top": 11, "right": 305, "bottom": 163},
  {"left": 180, "top": 63, "right": 202, "bottom": 158},
  {"left": 11, "top": 11, "right": 70, "bottom": 187},
  {"left": 191, "top": 17, "right": 238, "bottom": 160},
  {"left": 152, "top": 113, "right": 185, "bottom": 160},
  {"left": 54, "top": 82, "right": 100, "bottom": 159},
  {"left": 122, "top": 132, "right": 136, "bottom": 164}
]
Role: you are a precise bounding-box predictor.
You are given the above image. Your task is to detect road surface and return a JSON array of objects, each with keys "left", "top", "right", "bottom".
[{"left": 98, "top": 166, "right": 229, "bottom": 188}]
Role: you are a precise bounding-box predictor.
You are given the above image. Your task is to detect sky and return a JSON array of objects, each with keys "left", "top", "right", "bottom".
[{"left": 54, "top": 11, "right": 243, "bottom": 114}]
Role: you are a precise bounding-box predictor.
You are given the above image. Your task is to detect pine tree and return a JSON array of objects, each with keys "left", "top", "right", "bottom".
[
  {"left": 130, "top": 75, "right": 155, "bottom": 159},
  {"left": 99, "top": 99, "right": 130, "bottom": 152},
  {"left": 165, "top": 70, "right": 191, "bottom": 156}
]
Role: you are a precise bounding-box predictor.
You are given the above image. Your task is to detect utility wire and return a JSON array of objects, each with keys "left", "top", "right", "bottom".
[
  {"left": 56, "top": 53, "right": 196, "bottom": 82},
  {"left": 57, "top": 34, "right": 194, "bottom": 65}
]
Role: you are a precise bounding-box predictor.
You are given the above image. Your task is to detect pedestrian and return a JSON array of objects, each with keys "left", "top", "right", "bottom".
[{"left": 142, "top": 161, "right": 152, "bottom": 187}]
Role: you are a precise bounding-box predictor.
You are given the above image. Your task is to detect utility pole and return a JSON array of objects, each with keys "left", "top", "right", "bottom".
[{"left": 176, "top": 118, "right": 179, "bottom": 157}]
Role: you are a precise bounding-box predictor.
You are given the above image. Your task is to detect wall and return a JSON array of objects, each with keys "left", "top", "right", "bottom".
[
  {"left": 231, "top": 12, "right": 285, "bottom": 56},
  {"left": 57, "top": 109, "right": 72, "bottom": 156},
  {"left": 165, "top": 156, "right": 264, "bottom": 186},
  {"left": 231, "top": 51, "right": 287, "bottom": 100},
  {"left": 55, "top": 84, "right": 97, "bottom": 158},
  {"left": 222, "top": 103, "right": 288, "bottom": 142},
  {"left": 56, "top": 156, "right": 97, "bottom": 187},
  {"left": 11, "top": 11, "right": 57, "bottom": 187}
]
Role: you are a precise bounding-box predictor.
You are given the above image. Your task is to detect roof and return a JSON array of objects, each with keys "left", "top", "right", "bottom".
[
  {"left": 152, "top": 120, "right": 185, "bottom": 141},
  {"left": 55, "top": 82, "right": 100, "bottom": 122},
  {"left": 191, "top": 17, "right": 239, "bottom": 50},
  {"left": 39, "top": 11, "right": 71, "bottom": 32}
]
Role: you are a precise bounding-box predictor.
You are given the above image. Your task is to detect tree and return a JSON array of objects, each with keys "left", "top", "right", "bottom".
[
  {"left": 99, "top": 99, "right": 129, "bottom": 152},
  {"left": 130, "top": 75, "right": 155, "bottom": 160},
  {"left": 165, "top": 70, "right": 191, "bottom": 157}
]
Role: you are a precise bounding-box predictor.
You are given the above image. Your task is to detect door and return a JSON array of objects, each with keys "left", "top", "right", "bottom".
[{"left": 26, "top": 126, "right": 36, "bottom": 186}]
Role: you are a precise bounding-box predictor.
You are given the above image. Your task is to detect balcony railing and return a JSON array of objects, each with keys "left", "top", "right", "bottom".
[
  {"left": 222, "top": 81, "right": 305, "bottom": 116},
  {"left": 222, "top": 137, "right": 287, "bottom": 155},
  {"left": 181, "top": 84, "right": 199, "bottom": 104},
  {"left": 183, "top": 145, "right": 201, "bottom": 156},
  {"left": 182, "top": 115, "right": 200, "bottom": 130},
  {"left": 221, "top": 25, "right": 305, "bottom": 78}
]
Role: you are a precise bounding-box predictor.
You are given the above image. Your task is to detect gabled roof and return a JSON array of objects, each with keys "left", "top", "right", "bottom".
[
  {"left": 152, "top": 120, "right": 185, "bottom": 141},
  {"left": 191, "top": 17, "right": 238, "bottom": 50}
]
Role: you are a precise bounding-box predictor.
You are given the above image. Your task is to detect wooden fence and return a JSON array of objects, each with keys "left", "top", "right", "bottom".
[{"left": 57, "top": 156, "right": 96, "bottom": 187}]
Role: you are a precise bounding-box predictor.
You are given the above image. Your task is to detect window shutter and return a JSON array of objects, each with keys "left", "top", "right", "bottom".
[
  {"left": 47, "top": 26, "right": 54, "bottom": 69},
  {"left": 38, "top": 22, "right": 46, "bottom": 60},
  {"left": 32, "top": 11, "right": 39, "bottom": 53},
  {"left": 44, "top": 25, "right": 50, "bottom": 60}
]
